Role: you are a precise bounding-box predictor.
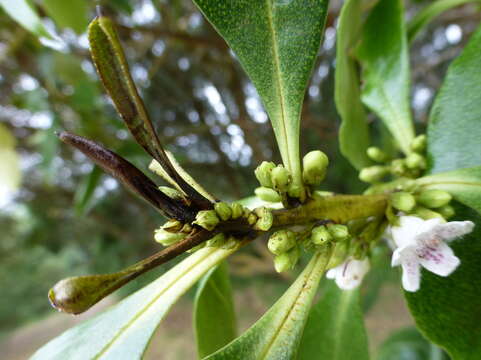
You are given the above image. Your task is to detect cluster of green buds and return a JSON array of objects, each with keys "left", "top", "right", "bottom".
[
  {"left": 154, "top": 219, "right": 192, "bottom": 246},
  {"left": 359, "top": 135, "right": 428, "bottom": 183},
  {"left": 254, "top": 150, "right": 329, "bottom": 203},
  {"left": 310, "top": 224, "right": 350, "bottom": 246},
  {"left": 390, "top": 188, "right": 454, "bottom": 220},
  {"left": 267, "top": 230, "right": 301, "bottom": 272},
  {"left": 193, "top": 202, "right": 273, "bottom": 232}
]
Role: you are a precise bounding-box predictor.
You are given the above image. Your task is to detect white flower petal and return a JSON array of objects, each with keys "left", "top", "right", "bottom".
[
  {"left": 433, "top": 221, "right": 474, "bottom": 243},
  {"left": 391, "top": 216, "right": 425, "bottom": 247},
  {"left": 401, "top": 258, "right": 421, "bottom": 292},
  {"left": 391, "top": 246, "right": 416, "bottom": 267},
  {"left": 326, "top": 268, "right": 337, "bottom": 279},
  {"left": 418, "top": 242, "right": 460, "bottom": 277},
  {"left": 327, "top": 257, "right": 370, "bottom": 290}
]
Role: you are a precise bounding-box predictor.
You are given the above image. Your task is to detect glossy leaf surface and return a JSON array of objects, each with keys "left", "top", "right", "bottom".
[
  {"left": 335, "top": 0, "right": 371, "bottom": 170},
  {"left": 356, "top": 0, "right": 415, "bottom": 154},
  {"left": 193, "top": 0, "right": 329, "bottom": 187},
  {"left": 205, "top": 249, "right": 331, "bottom": 360},
  {"left": 194, "top": 262, "right": 237, "bottom": 358},
  {"left": 426, "top": 23, "right": 481, "bottom": 174},
  {"left": 0, "top": 0, "right": 52, "bottom": 38},
  {"left": 298, "top": 281, "right": 369, "bottom": 360}
]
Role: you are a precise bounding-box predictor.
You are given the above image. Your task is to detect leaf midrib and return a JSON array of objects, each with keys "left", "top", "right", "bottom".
[
  {"left": 265, "top": 0, "right": 291, "bottom": 171},
  {"left": 258, "top": 252, "right": 324, "bottom": 360}
]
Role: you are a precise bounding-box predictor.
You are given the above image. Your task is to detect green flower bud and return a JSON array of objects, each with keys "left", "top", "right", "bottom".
[
  {"left": 410, "top": 134, "right": 427, "bottom": 153},
  {"left": 158, "top": 186, "right": 184, "bottom": 200},
  {"left": 214, "top": 202, "right": 232, "bottom": 221},
  {"left": 247, "top": 212, "right": 258, "bottom": 226},
  {"left": 255, "top": 161, "right": 276, "bottom": 187},
  {"left": 274, "top": 246, "right": 300, "bottom": 273},
  {"left": 162, "top": 219, "right": 183, "bottom": 233},
  {"left": 181, "top": 223, "right": 193, "bottom": 233},
  {"left": 221, "top": 236, "right": 238, "bottom": 250},
  {"left": 311, "top": 225, "right": 332, "bottom": 245},
  {"left": 230, "top": 203, "right": 244, "bottom": 219},
  {"left": 254, "top": 207, "right": 274, "bottom": 231},
  {"left": 287, "top": 182, "right": 303, "bottom": 199},
  {"left": 367, "top": 147, "right": 388, "bottom": 163},
  {"left": 412, "top": 206, "right": 444, "bottom": 220},
  {"left": 271, "top": 165, "right": 290, "bottom": 192},
  {"left": 390, "top": 191, "right": 416, "bottom": 212},
  {"left": 359, "top": 166, "right": 389, "bottom": 183},
  {"left": 193, "top": 210, "right": 220, "bottom": 231},
  {"left": 255, "top": 187, "right": 282, "bottom": 202},
  {"left": 268, "top": 230, "right": 296, "bottom": 255},
  {"left": 328, "top": 224, "right": 350, "bottom": 242},
  {"left": 405, "top": 153, "right": 426, "bottom": 170},
  {"left": 417, "top": 189, "right": 452, "bottom": 208},
  {"left": 206, "top": 233, "right": 226, "bottom": 247},
  {"left": 154, "top": 229, "right": 185, "bottom": 246},
  {"left": 390, "top": 159, "right": 407, "bottom": 177},
  {"left": 437, "top": 204, "right": 455, "bottom": 219},
  {"left": 302, "top": 150, "right": 329, "bottom": 186}
]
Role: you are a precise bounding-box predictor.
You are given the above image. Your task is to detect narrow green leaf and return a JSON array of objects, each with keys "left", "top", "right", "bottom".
[
  {"left": 376, "top": 327, "right": 449, "bottom": 360},
  {"left": 407, "top": 0, "right": 481, "bottom": 43},
  {"left": 356, "top": 0, "right": 415, "bottom": 154},
  {"left": 0, "top": 0, "right": 52, "bottom": 39},
  {"left": 194, "top": 262, "right": 237, "bottom": 358},
  {"left": 74, "top": 166, "right": 102, "bottom": 216},
  {"left": 298, "top": 281, "right": 369, "bottom": 360},
  {"left": 88, "top": 16, "right": 212, "bottom": 210},
  {"left": 192, "top": 0, "right": 329, "bottom": 189},
  {"left": 41, "top": 0, "right": 89, "bottom": 34},
  {"left": 417, "top": 166, "right": 481, "bottom": 216},
  {"left": 404, "top": 204, "right": 481, "bottom": 360},
  {"left": 335, "top": 0, "right": 371, "bottom": 170},
  {"left": 204, "top": 249, "right": 332, "bottom": 360},
  {"left": 31, "top": 246, "right": 239, "bottom": 360},
  {"left": 426, "top": 23, "right": 481, "bottom": 173}
]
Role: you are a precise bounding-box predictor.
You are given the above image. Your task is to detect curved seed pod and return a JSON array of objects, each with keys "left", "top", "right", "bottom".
[
  {"left": 88, "top": 15, "right": 212, "bottom": 210},
  {"left": 57, "top": 131, "right": 193, "bottom": 222}
]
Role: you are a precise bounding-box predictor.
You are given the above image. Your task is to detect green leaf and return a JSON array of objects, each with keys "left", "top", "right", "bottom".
[
  {"left": 0, "top": 0, "right": 52, "bottom": 39},
  {"left": 404, "top": 204, "right": 481, "bottom": 359},
  {"left": 426, "top": 23, "right": 481, "bottom": 174},
  {"left": 194, "top": 262, "right": 237, "bottom": 358},
  {"left": 376, "top": 327, "right": 449, "bottom": 360},
  {"left": 335, "top": 0, "right": 371, "bottom": 170},
  {"left": 298, "top": 281, "right": 369, "bottom": 360},
  {"left": 407, "top": 0, "right": 481, "bottom": 43},
  {"left": 0, "top": 124, "right": 21, "bottom": 198},
  {"left": 356, "top": 0, "right": 415, "bottom": 155},
  {"left": 417, "top": 166, "right": 481, "bottom": 216},
  {"left": 204, "top": 249, "right": 332, "bottom": 360},
  {"left": 192, "top": 0, "right": 329, "bottom": 188},
  {"left": 31, "top": 246, "right": 238, "bottom": 360},
  {"left": 41, "top": 0, "right": 89, "bottom": 34},
  {"left": 74, "top": 166, "right": 102, "bottom": 216}
]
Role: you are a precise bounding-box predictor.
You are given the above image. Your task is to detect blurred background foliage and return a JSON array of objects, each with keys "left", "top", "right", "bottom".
[{"left": 0, "top": 0, "right": 480, "bottom": 358}]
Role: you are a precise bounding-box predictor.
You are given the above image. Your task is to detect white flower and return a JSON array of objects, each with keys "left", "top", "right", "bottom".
[
  {"left": 326, "top": 257, "right": 370, "bottom": 290},
  {"left": 389, "top": 216, "right": 474, "bottom": 292}
]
